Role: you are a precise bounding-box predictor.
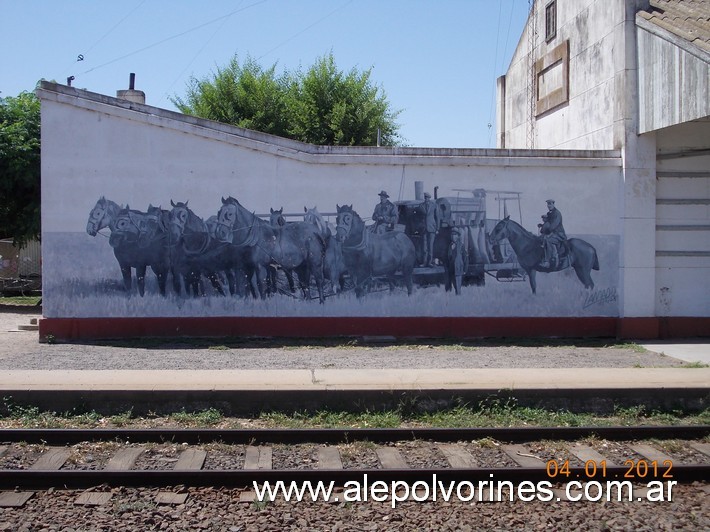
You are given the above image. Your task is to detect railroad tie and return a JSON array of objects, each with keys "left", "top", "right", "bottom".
[
  {"left": 689, "top": 442, "right": 710, "bottom": 458},
  {"left": 317, "top": 447, "right": 343, "bottom": 469},
  {"left": 501, "top": 444, "right": 547, "bottom": 468},
  {"left": 104, "top": 447, "right": 145, "bottom": 471},
  {"left": 244, "top": 446, "right": 273, "bottom": 470},
  {"left": 74, "top": 492, "right": 113, "bottom": 506},
  {"left": 569, "top": 443, "right": 619, "bottom": 467},
  {"left": 30, "top": 447, "right": 72, "bottom": 470},
  {"left": 628, "top": 443, "right": 675, "bottom": 464},
  {"left": 0, "top": 491, "right": 34, "bottom": 508},
  {"left": 375, "top": 447, "right": 409, "bottom": 469},
  {"left": 438, "top": 444, "right": 477, "bottom": 468},
  {"left": 174, "top": 448, "right": 207, "bottom": 470}
]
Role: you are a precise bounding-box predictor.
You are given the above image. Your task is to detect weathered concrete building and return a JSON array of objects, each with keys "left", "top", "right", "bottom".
[
  {"left": 35, "top": 1, "right": 708, "bottom": 340},
  {"left": 497, "top": 0, "right": 710, "bottom": 332}
]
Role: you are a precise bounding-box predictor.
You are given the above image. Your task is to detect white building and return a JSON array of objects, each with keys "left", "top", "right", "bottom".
[{"left": 497, "top": 0, "right": 709, "bottom": 333}]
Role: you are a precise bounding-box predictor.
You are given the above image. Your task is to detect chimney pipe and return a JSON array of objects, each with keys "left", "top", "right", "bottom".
[{"left": 117, "top": 73, "right": 145, "bottom": 104}]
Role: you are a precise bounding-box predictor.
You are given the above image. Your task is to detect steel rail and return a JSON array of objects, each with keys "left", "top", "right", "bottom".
[
  {"left": 1, "top": 426, "right": 708, "bottom": 445},
  {"left": 1, "top": 466, "right": 707, "bottom": 490}
]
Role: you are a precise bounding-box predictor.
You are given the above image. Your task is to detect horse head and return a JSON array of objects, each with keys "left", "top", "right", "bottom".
[
  {"left": 87, "top": 196, "right": 117, "bottom": 236},
  {"left": 270, "top": 207, "right": 286, "bottom": 227},
  {"left": 489, "top": 215, "right": 511, "bottom": 244},
  {"left": 335, "top": 204, "right": 358, "bottom": 244},
  {"left": 109, "top": 206, "right": 142, "bottom": 248},
  {"left": 304, "top": 206, "right": 329, "bottom": 237},
  {"left": 215, "top": 196, "right": 242, "bottom": 243},
  {"left": 137, "top": 204, "right": 169, "bottom": 248}
]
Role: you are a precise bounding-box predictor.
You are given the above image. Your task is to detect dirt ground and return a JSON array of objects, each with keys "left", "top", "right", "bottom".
[{"left": 0, "top": 309, "right": 688, "bottom": 371}]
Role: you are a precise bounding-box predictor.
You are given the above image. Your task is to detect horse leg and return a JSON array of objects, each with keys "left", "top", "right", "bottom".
[
  {"left": 293, "top": 264, "right": 310, "bottom": 299},
  {"left": 155, "top": 267, "right": 168, "bottom": 296},
  {"left": 311, "top": 262, "right": 326, "bottom": 304},
  {"left": 207, "top": 270, "right": 226, "bottom": 296},
  {"left": 573, "top": 262, "right": 595, "bottom": 290},
  {"left": 285, "top": 270, "right": 296, "bottom": 294},
  {"left": 528, "top": 269, "right": 537, "bottom": 294},
  {"left": 120, "top": 264, "right": 132, "bottom": 294},
  {"left": 255, "top": 265, "right": 268, "bottom": 299},
  {"left": 136, "top": 264, "right": 147, "bottom": 297},
  {"left": 225, "top": 269, "right": 237, "bottom": 296}
]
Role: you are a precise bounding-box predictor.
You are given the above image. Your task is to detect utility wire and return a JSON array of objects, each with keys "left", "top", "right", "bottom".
[
  {"left": 81, "top": 0, "right": 268, "bottom": 75},
  {"left": 256, "top": 0, "right": 354, "bottom": 62},
  {"left": 63, "top": 0, "right": 146, "bottom": 78},
  {"left": 158, "top": 1, "right": 243, "bottom": 106}
]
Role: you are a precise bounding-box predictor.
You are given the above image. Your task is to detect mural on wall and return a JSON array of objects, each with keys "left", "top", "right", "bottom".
[{"left": 52, "top": 180, "right": 617, "bottom": 318}]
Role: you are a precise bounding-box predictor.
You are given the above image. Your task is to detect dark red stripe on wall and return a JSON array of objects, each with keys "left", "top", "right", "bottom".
[{"left": 38, "top": 317, "right": 709, "bottom": 341}]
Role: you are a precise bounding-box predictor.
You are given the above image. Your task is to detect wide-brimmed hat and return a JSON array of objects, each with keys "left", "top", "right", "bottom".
[
  {"left": 378, "top": 190, "right": 389, "bottom": 198},
  {"left": 424, "top": 192, "right": 431, "bottom": 198},
  {"left": 546, "top": 199, "right": 555, "bottom": 204}
]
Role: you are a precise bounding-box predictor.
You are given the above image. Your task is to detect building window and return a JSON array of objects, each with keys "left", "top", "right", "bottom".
[
  {"left": 545, "top": 1, "right": 557, "bottom": 42},
  {"left": 535, "top": 40, "right": 569, "bottom": 116}
]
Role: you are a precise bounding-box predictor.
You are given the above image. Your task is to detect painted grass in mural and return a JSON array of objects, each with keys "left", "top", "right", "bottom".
[{"left": 42, "top": 230, "right": 619, "bottom": 318}]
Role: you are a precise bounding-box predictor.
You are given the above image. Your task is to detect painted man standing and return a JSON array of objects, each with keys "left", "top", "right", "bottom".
[
  {"left": 538, "top": 199, "right": 567, "bottom": 268},
  {"left": 372, "top": 190, "right": 398, "bottom": 233},
  {"left": 446, "top": 227, "right": 467, "bottom": 295},
  {"left": 420, "top": 192, "right": 440, "bottom": 267}
]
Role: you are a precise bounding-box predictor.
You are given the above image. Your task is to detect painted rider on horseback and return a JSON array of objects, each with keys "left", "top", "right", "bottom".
[
  {"left": 372, "top": 190, "right": 398, "bottom": 234},
  {"left": 538, "top": 199, "right": 566, "bottom": 269}
]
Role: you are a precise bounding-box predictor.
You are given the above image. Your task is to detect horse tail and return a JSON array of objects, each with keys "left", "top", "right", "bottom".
[{"left": 592, "top": 249, "right": 600, "bottom": 270}]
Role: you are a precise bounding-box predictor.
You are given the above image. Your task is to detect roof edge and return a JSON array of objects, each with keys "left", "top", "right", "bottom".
[
  {"left": 36, "top": 81, "right": 621, "bottom": 161},
  {"left": 636, "top": 15, "right": 710, "bottom": 64}
]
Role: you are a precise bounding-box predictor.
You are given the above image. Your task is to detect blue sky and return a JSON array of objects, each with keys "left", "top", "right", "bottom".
[{"left": 1, "top": 0, "right": 529, "bottom": 148}]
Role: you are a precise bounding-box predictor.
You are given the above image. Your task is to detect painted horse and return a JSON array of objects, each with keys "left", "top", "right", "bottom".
[
  {"left": 105, "top": 204, "right": 172, "bottom": 296},
  {"left": 304, "top": 206, "right": 346, "bottom": 293},
  {"left": 215, "top": 196, "right": 326, "bottom": 303},
  {"left": 168, "top": 200, "right": 248, "bottom": 297},
  {"left": 267, "top": 208, "right": 296, "bottom": 295},
  {"left": 334, "top": 204, "right": 415, "bottom": 297},
  {"left": 489, "top": 216, "right": 600, "bottom": 294},
  {"left": 86, "top": 196, "right": 122, "bottom": 237}
]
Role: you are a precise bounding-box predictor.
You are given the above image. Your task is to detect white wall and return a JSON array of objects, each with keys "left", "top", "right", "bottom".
[
  {"left": 655, "top": 120, "right": 710, "bottom": 317},
  {"left": 38, "top": 83, "right": 622, "bottom": 319},
  {"left": 501, "top": 0, "right": 633, "bottom": 150}
]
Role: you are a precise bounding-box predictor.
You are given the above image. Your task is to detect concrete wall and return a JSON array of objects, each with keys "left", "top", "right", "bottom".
[
  {"left": 38, "top": 82, "right": 622, "bottom": 322},
  {"left": 637, "top": 19, "right": 710, "bottom": 133},
  {"left": 499, "top": 0, "right": 642, "bottom": 150},
  {"left": 655, "top": 119, "right": 710, "bottom": 317}
]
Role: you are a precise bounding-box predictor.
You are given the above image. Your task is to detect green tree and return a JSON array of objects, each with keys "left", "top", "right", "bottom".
[
  {"left": 174, "top": 53, "right": 401, "bottom": 146},
  {"left": 0, "top": 91, "right": 41, "bottom": 247},
  {"left": 174, "top": 56, "right": 291, "bottom": 137}
]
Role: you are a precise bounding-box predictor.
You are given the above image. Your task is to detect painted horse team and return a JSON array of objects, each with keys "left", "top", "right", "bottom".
[{"left": 86, "top": 193, "right": 599, "bottom": 299}]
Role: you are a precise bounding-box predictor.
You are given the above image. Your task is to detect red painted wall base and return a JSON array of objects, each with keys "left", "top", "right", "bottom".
[{"left": 38, "top": 316, "right": 709, "bottom": 341}]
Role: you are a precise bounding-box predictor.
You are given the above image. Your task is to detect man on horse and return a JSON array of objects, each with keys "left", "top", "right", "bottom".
[
  {"left": 538, "top": 199, "right": 567, "bottom": 269},
  {"left": 372, "top": 190, "right": 398, "bottom": 234},
  {"left": 420, "top": 191, "right": 440, "bottom": 267}
]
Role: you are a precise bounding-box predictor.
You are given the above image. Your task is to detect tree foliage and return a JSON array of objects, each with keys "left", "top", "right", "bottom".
[
  {"left": 173, "top": 53, "right": 401, "bottom": 146},
  {"left": 0, "top": 92, "right": 41, "bottom": 247}
]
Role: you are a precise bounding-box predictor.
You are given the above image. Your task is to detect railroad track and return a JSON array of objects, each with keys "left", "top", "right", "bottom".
[{"left": 1, "top": 426, "right": 708, "bottom": 492}]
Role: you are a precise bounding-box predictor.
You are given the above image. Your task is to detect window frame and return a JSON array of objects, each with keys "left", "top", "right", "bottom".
[{"left": 545, "top": 0, "right": 557, "bottom": 43}]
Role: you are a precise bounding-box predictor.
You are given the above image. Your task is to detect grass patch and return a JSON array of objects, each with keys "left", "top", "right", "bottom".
[
  {"left": 0, "top": 295, "right": 41, "bottom": 306},
  {"left": 0, "top": 397, "right": 708, "bottom": 429},
  {"left": 681, "top": 361, "right": 710, "bottom": 368},
  {"left": 169, "top": 408, "right": 224, "bottom": 426},
  {"left": 259, "top": 410, "right": 402, "bottom": 429}
]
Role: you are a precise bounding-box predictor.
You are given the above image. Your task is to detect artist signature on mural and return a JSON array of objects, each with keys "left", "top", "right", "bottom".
[{"left": 583, "top": 287, "right": 618, "bottom": 309}]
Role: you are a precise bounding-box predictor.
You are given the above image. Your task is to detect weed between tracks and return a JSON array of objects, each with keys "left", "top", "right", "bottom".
[{"left": 1, "top": 395, "right": 708, "bottom": 430}]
